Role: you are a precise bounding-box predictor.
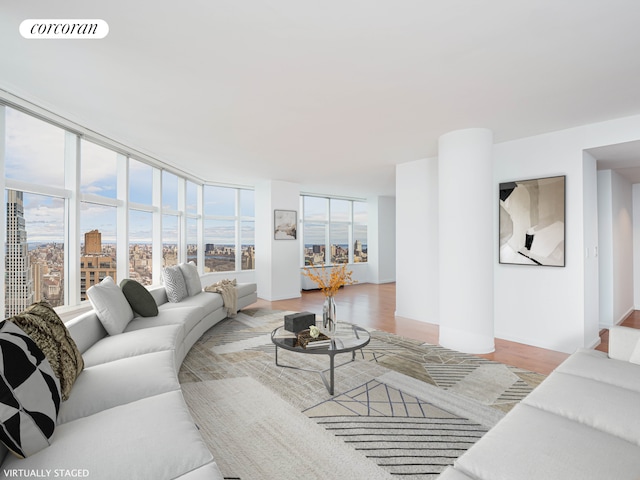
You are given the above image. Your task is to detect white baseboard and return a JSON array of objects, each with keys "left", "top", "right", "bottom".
[
  {"left": 586, "top": 335, "right": 601, "bottom": 349},
  {"left": 258, "top": 292, "right": 302, "bottom": 302},
  {"left": 373, "top": 278, "right": 396, "bottom": 284}
]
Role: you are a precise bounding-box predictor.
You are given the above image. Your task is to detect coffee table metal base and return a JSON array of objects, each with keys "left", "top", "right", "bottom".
[{"left": 274, "top": 346, "right": 362, "bottom": 395}]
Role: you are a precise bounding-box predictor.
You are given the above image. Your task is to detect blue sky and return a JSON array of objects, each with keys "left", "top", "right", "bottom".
[
  {"left": 4, "top": 107, "right": 366, "bottom": 247},
  {"left": 5, "top": 107, "right": 255, "bottom": 245}
]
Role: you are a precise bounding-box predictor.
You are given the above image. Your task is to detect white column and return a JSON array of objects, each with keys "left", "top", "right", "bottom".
[
  {"left": 255, "top": 180, "right": 301, "bottom": 301},
  {"left": 438, "top": 128, "right": 495, "bottom": 353},
  {"left": 367, "top": 195, "right": 396, "bottom": 284}
]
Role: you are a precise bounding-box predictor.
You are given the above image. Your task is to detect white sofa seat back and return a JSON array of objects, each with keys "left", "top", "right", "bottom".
[
  {"left": 148, "top": 284, "right": 169, "bottom": 307},
  {"left": 65, "top": 310, "right": 109, "bottom": 354}
]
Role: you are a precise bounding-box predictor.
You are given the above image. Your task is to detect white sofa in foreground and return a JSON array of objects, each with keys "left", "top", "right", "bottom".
[
  {"left": 438, "top": 325, "right": 640, "bottom": 480},
  {"left": 0, "top": 270, "right": 257, "bottom": 480}
]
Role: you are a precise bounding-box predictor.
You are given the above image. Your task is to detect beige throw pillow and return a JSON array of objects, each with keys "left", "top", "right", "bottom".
[{"left": 8, "top": 301, "right": 84, "bottom": 401}]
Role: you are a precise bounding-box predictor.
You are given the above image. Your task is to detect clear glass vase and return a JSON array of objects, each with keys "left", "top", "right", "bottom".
[{"left": 322, "top": 296, "right": 337, "bottom": 336}]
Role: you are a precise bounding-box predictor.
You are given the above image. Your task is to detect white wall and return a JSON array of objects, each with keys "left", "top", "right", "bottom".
[
  {"left": 368, "top": 195, "right": 396, "bottom": 284},
  {"left": 396, "top": 157, "right": 439, "bottom": 323},
  {"left": 598, "top": 170, "right": 614, "bottom": 327},
  {"left": 255, "top": 180, "right": 302, "bottom": 301},
  {"left": 494, "top": 115, "right": 640, "bottom": 353},
  {"left": 612, "top": 171, "right": 634, "bottom": 324},
  {"left": 494, "top": 132, "right": 594, "bottom": 353},
  {"left": 258, "top": 184, "right": 392, "bottom": 299},
  {"left": 582, "top": 151, "right": 600, "bottom": 347},
  {"left": 597, "top": 169, "right": 634, "bottom": 327},
  {"left": 633, "top": 184, "right": 640, "bottom": 308},
  {"left": 395, "top": 113, "right": 640, "bottom": 354}
]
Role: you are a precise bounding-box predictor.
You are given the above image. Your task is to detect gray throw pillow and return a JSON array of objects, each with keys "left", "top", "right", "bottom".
[
  {"left": 87, "top": 276, "right": 134, "bottom": 335},
  {"left": 120, "top": 279, "right": 159, "bottom": 317},
  {"left": 179, "top": 261, "right": 202, "bottom": 297},
  {"left": 163, "top": 265, "right": 188, "bottom": 303}
]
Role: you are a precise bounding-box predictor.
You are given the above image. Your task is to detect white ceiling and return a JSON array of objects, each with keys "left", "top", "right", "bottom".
[{"left": 2, "top": 0, "right": 640, "bottom": 197}]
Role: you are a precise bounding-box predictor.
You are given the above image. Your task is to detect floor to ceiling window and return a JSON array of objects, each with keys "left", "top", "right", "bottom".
[
  {"left": 3, "top": 107, "right": 68, "bottom": 316},
  {"left": 1, "top": 102, "right": 255, "bottom": 314},
  {"left": 80, "top": 139, "right": 118, "bottom": 300},
  {"left": 300, "top": 195, "right": 368, "bottom": 266},
  {"left": 129, "top": 159, "right": 154, "bottom": 285}
]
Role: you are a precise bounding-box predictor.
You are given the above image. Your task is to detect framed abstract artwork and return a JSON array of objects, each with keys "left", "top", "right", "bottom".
[
  {"left": 499, "top": 175, "right": 565, "bottom": 266},
  {"left": 274, "top": 209, "right": 297, "bottom": 240}
]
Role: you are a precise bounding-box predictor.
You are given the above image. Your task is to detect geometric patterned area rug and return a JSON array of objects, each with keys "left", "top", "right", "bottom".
[{"left": 179, "top": 308, "right": 546, "bottom": 479}]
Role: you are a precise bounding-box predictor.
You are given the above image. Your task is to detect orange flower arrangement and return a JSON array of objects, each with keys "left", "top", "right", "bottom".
[{"left": 302, "top": 263, "right": 357, "bottom": 297}]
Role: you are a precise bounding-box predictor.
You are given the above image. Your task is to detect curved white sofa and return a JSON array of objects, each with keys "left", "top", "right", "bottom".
[
  {"left": 438, "top": 326, "right": 640, "bottom": 480},
  {"left": 0, "top": 277, "right": 257, "bottom": 480}
]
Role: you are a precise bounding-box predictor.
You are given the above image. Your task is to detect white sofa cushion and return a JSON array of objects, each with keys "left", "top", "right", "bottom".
[
  {"left": 176, "top": 462, "right": 224, "bottom": 479},
  {"left": 58, "top": 350, "right": 180, "bottom": 424},
  {"left": 163, "top": 265, "right": 188, "bottom": 303},
  {"left": 437, "top": 467, "right": 474, "bottom": 480},
  {"left": 523, "top": 371, "right": 640, "bottom": 446},
  {"left": 455, "top": 403, "right": 640, "bottom": 480},
  {"left": 609, "top": 326, "right": 640, "bottom": 362},
  {"left": 555, "top": 349, "right": 640, "bottom": 394},
  {"left": 2, "top": 391, "right": 215, "bottom": 480},
  {"left": 179, "top": 261, "right": 202, "bottom": 297},
  {"left": 87, "top": 276, "right": 134, "bottom": 335},
  {"left": 124, "top": 306, "right": 205, "bottom": 338},
  {"left": 160, "top": 291, "right": 224, "bottom": 316},
  {"left": 630, "top": 338, "right": 640, "bottom": 365},
  {"left": 82, "top": 324, "right": 183, "bottom": 368}
]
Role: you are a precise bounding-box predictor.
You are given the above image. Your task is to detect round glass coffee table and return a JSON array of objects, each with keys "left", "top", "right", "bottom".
[{"left": 271, "top": 322, "right": 370, "bottom": 395}]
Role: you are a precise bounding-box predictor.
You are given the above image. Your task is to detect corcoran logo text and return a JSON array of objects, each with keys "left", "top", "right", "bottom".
[{"left": 20, "top": 19, "right": 109, "bottom": 39}]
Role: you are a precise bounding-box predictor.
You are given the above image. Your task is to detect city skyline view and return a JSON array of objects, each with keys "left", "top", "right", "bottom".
[{"left": 3, "top": 106, "right": 367, "bottom": 315}]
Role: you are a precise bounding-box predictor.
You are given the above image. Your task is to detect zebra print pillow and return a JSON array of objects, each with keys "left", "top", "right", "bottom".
[
  {"left": 0, "top": 321, "right": 61, "bottom": 458},
  {"left": 163, "top": 265, "right": 188, "bottom": 303}
]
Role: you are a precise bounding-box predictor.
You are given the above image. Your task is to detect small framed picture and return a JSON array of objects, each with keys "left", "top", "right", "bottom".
[{"left": 274, "top": 210, "right": 297, "bottom": 240}]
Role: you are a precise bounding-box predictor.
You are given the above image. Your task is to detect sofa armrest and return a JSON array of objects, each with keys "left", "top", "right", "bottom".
[{"left": 609, "top": 326, "right": 640, "bottom": 362}]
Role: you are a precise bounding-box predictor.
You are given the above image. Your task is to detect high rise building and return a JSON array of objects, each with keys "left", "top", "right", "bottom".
[
  {"left": 85, "top": 229, "right": 102, "bottom": 254},
  {"left": 5, "top": 190, "right": 35, "bottom": 316},
  {"left": 81, "top": 229, "right": 116, "bottom": 301}
]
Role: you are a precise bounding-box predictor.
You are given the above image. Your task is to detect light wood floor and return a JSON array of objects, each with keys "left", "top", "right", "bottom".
[{"left": 253, "top": 282, "right": 639, "bottom": 376}]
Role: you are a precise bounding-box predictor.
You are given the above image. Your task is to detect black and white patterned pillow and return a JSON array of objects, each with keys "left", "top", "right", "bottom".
[
  {"left": 163, "top": 265, "right": 188, "bottom": 303},
  {"left": 0, "top": 321, "right": 61, "bottom": 458}
]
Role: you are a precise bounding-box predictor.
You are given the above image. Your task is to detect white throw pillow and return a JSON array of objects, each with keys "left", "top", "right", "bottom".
[
  {"left": 163, "top": 265, "right": 188, "bottom": 303},
  {"left": 179, "top": 261, "right": 202, "bottom": 297},
  {"left": 87, "top": 276, "right": 134, "bottom": 335}
]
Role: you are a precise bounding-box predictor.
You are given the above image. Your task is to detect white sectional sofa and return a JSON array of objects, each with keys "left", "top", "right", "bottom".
[
  {"left": 438, "top": 325, "right": 640, "bottom": 480},
  {"left": 0, "top": 273, "right": 257, "bottom": 480}
]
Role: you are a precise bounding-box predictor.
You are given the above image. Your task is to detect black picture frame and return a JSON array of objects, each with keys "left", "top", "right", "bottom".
[
  {"left": 274, "top": 209, "right": 297, "bottom": 240},
  {"left": 499, "top": 175, "right": 566, "bottom": 266}
]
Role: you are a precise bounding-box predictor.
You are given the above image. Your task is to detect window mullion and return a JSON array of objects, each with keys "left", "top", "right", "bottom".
[{"left": 65, "top": 132, "right": 80, "bottom": 306}]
